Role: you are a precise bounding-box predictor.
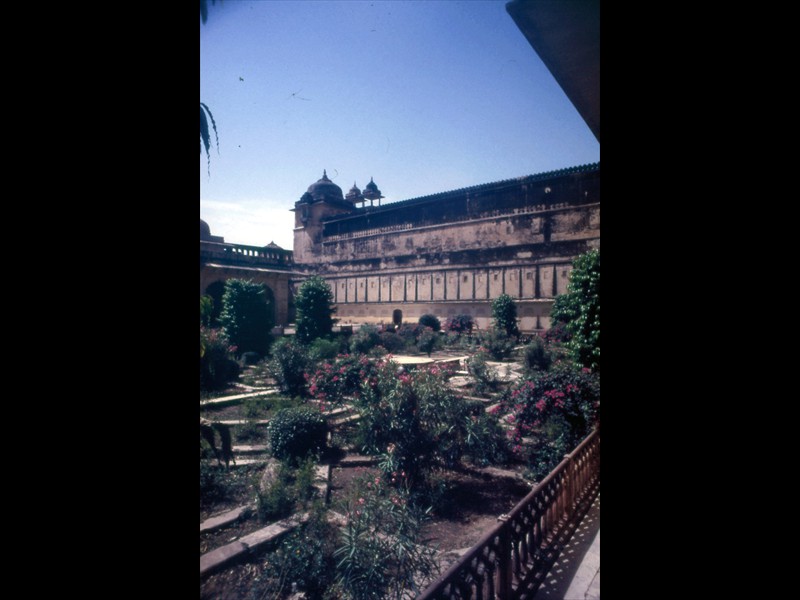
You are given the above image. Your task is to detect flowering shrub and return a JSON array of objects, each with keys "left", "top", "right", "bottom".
[
  {"left": 350, "top": 324, "right": 381, "bottom": 355},
  {"left": 356, "top": 359, "right": 508, "bottom": 496},
  {"left": 444, "top": 314, "right": 474, "bottom": 334},
  {"left": 268, "top": 337, "right": 309, "bottom": 397},
  {"left": 478, "top": 327, "right": 516, "bottom": 360},
  {"left": 396, "top": 323, "right": 421, "bottom": 348},
  {"left": 466, "top": 348, "right": 500, "bottom": 396},
  {"left": 267, "top": 407, "right": 328, "bottom": 462},
  {"left": 200, "top": 326, "right": 239, "bottom": 391},
  {"left": 307, "top": 353, "right": 375, "bottom": 407},
  {"left": 334, "top": 472, "right": 438, "bottom": 600},
  {"left": 308, "top": 337, "right": 340, "bottom": 361},
  {"left": 378, "top": 331, "right": 406, "bottom": 354},
  {"left": 543, "top": 321, "right": 572, "bottom": 344},
  {"left": 499, "top": 363, "right": 599, "bottom": 480},
  {"left": 523, "top": 335, "right": 553, "bottom": 373}
]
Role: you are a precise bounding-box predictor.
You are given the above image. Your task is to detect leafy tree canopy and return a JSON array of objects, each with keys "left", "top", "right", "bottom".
[
  {"left": 550, "top": 249, "right": 600, "bottom": 371},
  {"left": 219, "top": 279, "right": 274, "bottom": 356},
  {"left": 491, "top": 293, "right": 520, "bottom": 338},
  {"left": 294, "top": 276, "right": 337, "bottom": 345}
]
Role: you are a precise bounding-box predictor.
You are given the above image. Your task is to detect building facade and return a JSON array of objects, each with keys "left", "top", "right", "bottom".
[
  {"left": 292, "top": 163, "right": 599, "bottom": 332},
  {"left": 200, "top": 219, "right": 298, "bottom": 327}
]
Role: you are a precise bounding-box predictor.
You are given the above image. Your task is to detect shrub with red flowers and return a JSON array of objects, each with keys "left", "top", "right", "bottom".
[
  {"left": 543, "top": 321, "right": 572, "bottom": 344},
  {"left": 444, "top": 314, "right": 474, "bottom": 335},
  {"left": 356, "top": 359, "right": 508, "bottom": 498},
  {"left": 307, "top": 353, "right": 376, "bottom": 406},
  {"left": 499, "top": 362, "right": 599, "bottom": 481},
  {"left": 200, "top": 326, "right": 240, "bottom": 391}
]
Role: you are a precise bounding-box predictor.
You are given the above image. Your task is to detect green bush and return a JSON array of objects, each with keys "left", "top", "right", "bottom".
[
  {"left": 219, "top": 279, "right": 274, "bottom": 356},
  {"left": 543, "top": 321, "right": 572, "bottom": 344},
  {"left": 378, "top": 331, "right": 406, "bottom": 354},
  {"left": 550, "top": 249, "right": 600, "bottom": 371},
  {"left": 523, "top": 336, "right": 552, "bottom": 373},
  {"left": 466, "top": 349, "right": 499, "bottom": 396},
  {"left": 357, "top": 360, "right": 507, "bottom": 496},
  {"left": 416, "top": 326, "right": 440, "bottom": 356},
  {"left": 200, "top": 295, "right": 214, "bottom": 327},
  {"left": 478, "top": 327, "right": 516, "bottom": 361},
  {"left": 334, "top": 473, "right": 439, "bottom": 600},
  {"left": 444, "top": 314, "right": 474, "bottom": 334},
  {"left": 200, "top": 326, "right": 240, "bottom": 391},
  {"left": 349, "top": 324, "right": 381, "bottom": 355},
  {"left": 308, "top": 338, "right": 340, "bottom": 362},
  {"left": 308, "top": 354, "right": 375, "bottom": 406},
  {"left": 295, "top": 275, "right": 337, "bottom": 344},
  {"left": 253, "top": 505, "right": 337, "bottom": 599},
  {"left": 257, "top": 461, "right": 295, "bottom": 522},
  {"left": 268, "top": 337, "right": 309, "bottom": 397},
  {"left": 267, "top": 407, "right": 328, "bottom": 462},
  {"left": 491, "top": 293, "right": 520, "bottom": 339},
  {"left": 499, "top": 362, "right": 600, "bottom": 480},
  {"left": 256, "top": 456, "right": 320, "bottom": 523},
  {"left": 418, "top": 314, "right": 441, "bottom": 332},
  {"left": 236, "top": 397, "right": 268, "bottom": 442},
  {"left": 396, "top": 324, "right": 421, "bottom": 349}
]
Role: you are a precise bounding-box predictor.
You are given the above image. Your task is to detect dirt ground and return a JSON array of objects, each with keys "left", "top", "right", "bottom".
[
  {"left": 201, "top": 457, "right": 533, "bottom": 600},
  {"left": 200, "top": 357, "right": 532, "bottom": 599}
]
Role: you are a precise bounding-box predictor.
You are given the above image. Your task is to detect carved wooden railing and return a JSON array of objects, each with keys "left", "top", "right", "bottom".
[{"left": 417, "top": 428, "right": 600, "bottom": 600}]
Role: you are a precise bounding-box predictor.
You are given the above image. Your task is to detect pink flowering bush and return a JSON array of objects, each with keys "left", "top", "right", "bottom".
[
  {"left": 498, "top": 362, "right": 599, "bottom": 480},
  {"left": 200, "top": 326, "right": 239, "bottom": 391},
  {"left": 356, "top": 359, "right": 508, "bottom": 498},
  {"left": 306, "top": 353, "right": 376, "bottom": 406}
]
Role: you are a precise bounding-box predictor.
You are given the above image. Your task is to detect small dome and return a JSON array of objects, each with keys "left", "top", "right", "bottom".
[
  {"left": 363, "top": 177, "right": 383, "bottom": 200},
  {"left": 200, "top": 219, "right": 211, "bottom": 240},
  {"left": 306, "top": 169, "right": 344, "bottom": 202},
  {"left": 346, "top": 181, "right": 363, "bottom": 202}
]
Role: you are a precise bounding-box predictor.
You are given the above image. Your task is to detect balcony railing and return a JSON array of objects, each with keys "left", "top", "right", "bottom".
[
  {"left": 200, "top": 240, "right": 293, "bottom": 267},
  {"left": 417, "top": 427, "right": 600, "bottom": 600}
]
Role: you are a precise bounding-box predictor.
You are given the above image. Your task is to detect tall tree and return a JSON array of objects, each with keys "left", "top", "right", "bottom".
[
  {"left": 550, "top": 249, "right": 600, "bottom": 371},
  {"left": 219, "top": 279, "right": 274, "bottom": 356},
  {"left": 492, "top": 293, "right": 520, "bottom": 338},
  {"left": 294, "top": 276, "right": 337, "bottom": 344}
]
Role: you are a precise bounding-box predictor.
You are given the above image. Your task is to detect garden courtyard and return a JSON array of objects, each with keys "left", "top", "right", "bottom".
[{"left": 200, "top": 256, "right": 599, "bottom": 600}]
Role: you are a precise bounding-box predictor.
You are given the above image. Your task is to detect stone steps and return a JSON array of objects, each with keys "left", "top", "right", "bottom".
[
  {"left": 200, "top": 505, "right": 254, "bottom": 533},
  {"left": 200, "top": 389, "right": 278, "bottom": 408},
  {"left": 216, "top": 419, "right": 271, "bottom": 426},
  {"left": 200, "top": 512, "right": 311, "bottom": 577},
  {"left": 232, "top": 444, "right": 269, "bottom": 454},
  {"left": 336, "top": 453, "right": 377, "bottom": 467}
]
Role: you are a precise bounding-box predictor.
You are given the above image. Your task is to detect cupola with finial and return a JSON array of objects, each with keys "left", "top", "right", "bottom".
[{"left": 362, "top": 177, "right": 384, "bottom": 207}]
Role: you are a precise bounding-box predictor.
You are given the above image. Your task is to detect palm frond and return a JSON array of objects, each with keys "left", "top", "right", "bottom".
[{"left": 200, "top": 102, "right": 219, "bottom": 177}]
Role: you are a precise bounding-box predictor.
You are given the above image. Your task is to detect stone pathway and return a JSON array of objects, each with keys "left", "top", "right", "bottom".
[{"left": 200, "top": 389, "right": 278, "bottom": 408}]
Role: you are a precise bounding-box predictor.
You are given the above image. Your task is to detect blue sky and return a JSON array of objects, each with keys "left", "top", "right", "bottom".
[{"left": 200, "top": 0, "right": 599, "bottom": 249}]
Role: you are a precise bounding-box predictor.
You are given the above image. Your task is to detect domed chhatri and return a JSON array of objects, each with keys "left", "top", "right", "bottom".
[
  {"left": 362, "top": 176, "right": 383, "bottom": 201},
  {"left": 305, "top": 169, "right": 344, "bottom": 203},
  {"left": 345, "top": 181, "right": 364, "bottom": 203}
]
